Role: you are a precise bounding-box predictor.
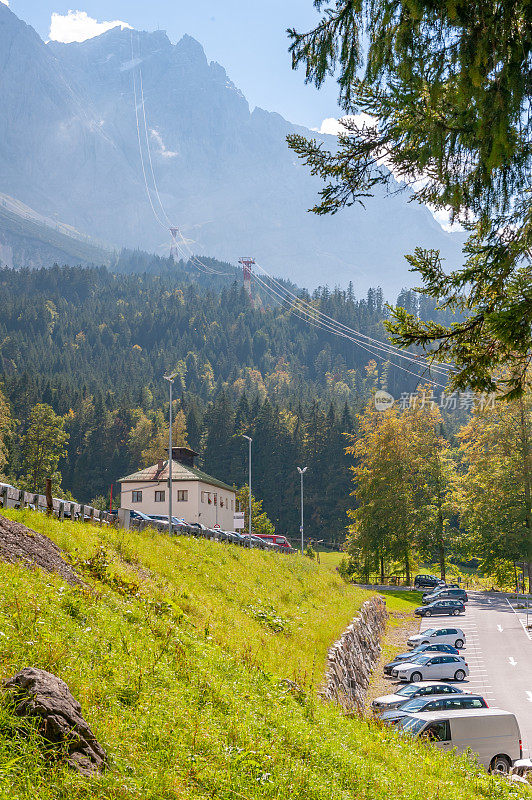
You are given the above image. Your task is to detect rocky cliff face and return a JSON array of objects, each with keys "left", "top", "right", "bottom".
[
  {"left": 0, "top": 5, "right": 464, "bottom": 293},
  {"left": 0, "top": 6, "right": 141, "bottom": 248}
]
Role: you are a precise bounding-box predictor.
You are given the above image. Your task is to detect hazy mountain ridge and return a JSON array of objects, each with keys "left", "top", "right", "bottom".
[
  {"left": 0, "top": 197, "right": 112, "bottom": 269},
  {"left": 0, "top": 5, "right": 465, "bottom": 294}
]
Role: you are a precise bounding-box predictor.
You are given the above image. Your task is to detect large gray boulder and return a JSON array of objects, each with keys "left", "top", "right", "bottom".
[{"left": 3, "top": 668, "right": 107, "bottom": 775}]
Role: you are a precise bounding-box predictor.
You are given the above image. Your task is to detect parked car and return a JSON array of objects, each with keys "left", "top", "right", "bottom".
[
  {"left": 414, "top": 574, "right": 443, "bottom": 589},
  {"left": 188, "top": 523, "right": 210, "bottom": 537},
  {"left": 225, "top": 531, "right": 243, "bottom": 544},
  {"left": 148, "top": 514, "right": 192, "bottom": 533},
  {"left": 254, "top": 533, "right": 293, "bottom": 549},
  {"left": 408, "top": 627, "right": 466, "bottom": 649},
  {"left": 398, "top": 709, "right": 522, "bottom": 773},
  {"left": 415, "top": 599, "right": 466, "bottom": 617},
  {"left": 127, "top": 509, "right": 154, "bottom": 522},
  {"left": 392, "top": 654, "right": 469, "bottom": 682},
  {"left": 390, "top": 650, "right": 466, "bottom": 680},
  {"left": 149, "top": 514, "right": 185, "bottom": 525},
  {"left": 239, "top": 534, "right": 272, "bottom": 549},
  {"left": 371, "top": 682, "right": 465, "bottom": 713},
  {"left": 383, "top": 644, "right": 459, "bottom": 675},
  {"left": 380, "top": 693, "right": 488, "bottom": 724},
  {"left": 422, "top": 588, "right": 468, "bottom": 604}
]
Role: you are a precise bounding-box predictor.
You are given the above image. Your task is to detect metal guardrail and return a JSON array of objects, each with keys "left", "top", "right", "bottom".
[
  {"left": 0, "top": 484, "right": 294, "bottom": 555},
  {"left": 354, "top": 574, "right": 409, "bottom": 586}
]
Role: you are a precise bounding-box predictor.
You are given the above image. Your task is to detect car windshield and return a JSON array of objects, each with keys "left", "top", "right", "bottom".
[
  {"left": 401, "top": 698, "right": 429, "bottom": 711},
  {"left": 410, "top": 656, "right": 431, "bottom": 664},
  {"left": 396, "top": 684, "right": 421, "bottom": 697},
  {"left": 398, "top": 716, "right": 427, "bottom": 735}
]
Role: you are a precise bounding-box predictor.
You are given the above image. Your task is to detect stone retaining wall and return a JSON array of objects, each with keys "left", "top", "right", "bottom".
[{"left": 321, "top": 595, "right": 388, "bottom": 711}]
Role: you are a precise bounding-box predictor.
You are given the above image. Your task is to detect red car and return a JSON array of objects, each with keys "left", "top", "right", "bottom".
[{"left": 254, "top": 534, "right": 292, "bottom": 549}]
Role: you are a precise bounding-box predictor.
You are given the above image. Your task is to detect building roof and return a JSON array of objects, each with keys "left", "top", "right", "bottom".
[{"left": 119, "top": 460, "right": 235, "bottom": 493}]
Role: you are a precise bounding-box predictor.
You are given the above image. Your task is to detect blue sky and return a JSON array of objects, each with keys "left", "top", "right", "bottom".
[{"left": 6, "top": 0, "right": 343, "bottom": 129}]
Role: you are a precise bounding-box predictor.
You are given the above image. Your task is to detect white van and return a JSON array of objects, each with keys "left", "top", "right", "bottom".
[{"left": 399, "top": 708, "right": 522, "bottom": 772}]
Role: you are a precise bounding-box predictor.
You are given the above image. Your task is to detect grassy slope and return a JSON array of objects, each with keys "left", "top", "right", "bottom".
[{"left": 0, "top": 510, "right": 519, "bottom": 800}]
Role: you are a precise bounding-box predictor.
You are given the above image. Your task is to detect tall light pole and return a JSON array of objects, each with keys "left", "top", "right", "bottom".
[
  {"left": 297, "top": 466, "right": 307, "bottom": 554},
  {"left": 164, "top": 372, "right": 178, "bottom": 535},
  {"left": 243, "top": 435, "right": 252, "bottom": 540}
]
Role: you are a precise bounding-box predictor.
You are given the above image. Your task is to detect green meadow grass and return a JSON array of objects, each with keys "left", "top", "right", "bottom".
[{"left": 0, "top": 510, "right": 520, "bottom": 800}]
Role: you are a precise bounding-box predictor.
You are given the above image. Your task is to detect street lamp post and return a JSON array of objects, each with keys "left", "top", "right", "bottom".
[
  {"left": 243, "top": 435, "right": 252, "bottom": 540},
  {"left": 297, "top": 466, "right": 307, "bottom": 554},
  {"left": 163, "top": 372, "right": 178, "bottom": 536}
]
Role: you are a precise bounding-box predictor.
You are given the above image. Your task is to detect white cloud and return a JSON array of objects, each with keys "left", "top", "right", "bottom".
[
  {"left": 315, "top": 115, "right": 464, "bottom": 233},
  {"left": 49, "top": 10, "right": 132, "bottom": 44},
  {"left": 314, "top": 114, "right": 374, "bottom": 136}
]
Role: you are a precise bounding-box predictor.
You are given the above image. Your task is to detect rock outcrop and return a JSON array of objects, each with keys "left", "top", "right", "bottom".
[
  {"left": 3, "top": 668, "right": 107, "bottom": 775},
  {"left": 0, "top": 514, "right": 81, "bottom": 585},
  {"left": 322, "top": 596, "right": 387, "bottom": 711}
]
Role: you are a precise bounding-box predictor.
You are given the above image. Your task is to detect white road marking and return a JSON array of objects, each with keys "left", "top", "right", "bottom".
[
  {"left": 497, "top": 624, "right": 503, "bottom": 632},
  {"left": 505, "top": 598, "right": 532, "bottom": 641},
  {"left": 508, "top": 656, "right": 517, "bottom": 666},
  {"left": 526, "top": 692, "right": 532, "bottom": 703}
]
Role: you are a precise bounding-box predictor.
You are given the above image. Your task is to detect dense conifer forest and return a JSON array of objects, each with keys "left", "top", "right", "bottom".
[{"left": 0, "top": 253, "right": 445, "bottom": 544}]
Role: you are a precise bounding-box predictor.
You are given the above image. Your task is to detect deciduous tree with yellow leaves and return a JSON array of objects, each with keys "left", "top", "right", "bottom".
[
  {"left": 457, "top": 390, "right": 532, "bottom": 588},
  {"left": 345, "top": 387, "right": 456, "bottom": 582}
]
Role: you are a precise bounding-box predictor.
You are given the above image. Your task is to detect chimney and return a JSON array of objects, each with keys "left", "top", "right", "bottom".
[
  {"left": 157, "top": 460, "right": 164, "bottom": 474},
  {"left": 171, "top": 447, "right": 199, "bottom": 468}
]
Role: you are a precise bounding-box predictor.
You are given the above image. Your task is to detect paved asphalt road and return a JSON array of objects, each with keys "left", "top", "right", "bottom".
[{"left": 418, "top": 592, "right": 532, "bottom": 757}]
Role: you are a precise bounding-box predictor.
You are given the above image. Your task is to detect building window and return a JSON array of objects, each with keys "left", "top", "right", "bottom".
[
  {"left": 201, "top": 491, "right": 206, "bottom": 503},
  {"left": 132, "top": 490, "right": 142, "bottom": 503},
  {"left": 155, "top": 490, "right": 165, "bottom": 502},
  {"left": 176, "top": 490, "right": 188, "bottom": 502},
  {"left": 231, "top": 499, "right": 234, "bottom": 511}
]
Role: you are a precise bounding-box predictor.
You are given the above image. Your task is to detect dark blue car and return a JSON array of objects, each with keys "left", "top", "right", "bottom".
[
  {"left": 415, "top": 599, "right": 465, "bottom": 617},
  {"left": 383, "top": 643, "right": 459, "bottom": 675}
]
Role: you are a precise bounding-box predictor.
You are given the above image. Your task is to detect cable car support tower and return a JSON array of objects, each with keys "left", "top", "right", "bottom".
[{"left": 239, "top": 257, "right": 255, "bottom": 300}]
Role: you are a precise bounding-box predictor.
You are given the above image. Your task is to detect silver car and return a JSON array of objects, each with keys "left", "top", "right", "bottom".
[
  {"left": 393, "top": 654, "right": 469, "bottom": 682},
  {"left": 371, "top": 681, "right": 465, "bottom": 714},
  {"left": 407, "top": 627, "right": 466, "bottom": 649}
]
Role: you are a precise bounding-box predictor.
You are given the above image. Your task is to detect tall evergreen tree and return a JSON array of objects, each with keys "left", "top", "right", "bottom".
[
  {"left": 0, "top": 386, "right": 12, "bottom": 478},
  {"left": 288, "top": 1, "right": 532, "bottom": 395},
  {"left": 202, "top": 393, "right": 236, "bottom": 481},
  {"left": 22, "top": 403, "right": 69, "bottom": 494}
]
